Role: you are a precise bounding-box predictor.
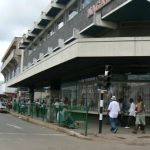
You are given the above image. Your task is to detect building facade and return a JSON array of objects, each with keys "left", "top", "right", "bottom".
[{"left": 1, "top": 0, "right": 150, "bottom": 114}]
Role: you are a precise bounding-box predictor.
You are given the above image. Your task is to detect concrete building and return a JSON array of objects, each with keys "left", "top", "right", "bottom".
[
  {"left": 1, "top": 37, "right": 22, "bottom": 101},
  {"left": 1, "top": 0, "right": 150, "bottom": 114}
]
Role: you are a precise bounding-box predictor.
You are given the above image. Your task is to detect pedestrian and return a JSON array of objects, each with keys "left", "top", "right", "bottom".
[
  {"left": 107, "top": 96, "right": 120, "bottom": 133},
  {"left": 132, "top": 96, "right": 146, "bottom": 134},
  {"left": 125, "top": 98, "right": 136, "bottom": 128}
]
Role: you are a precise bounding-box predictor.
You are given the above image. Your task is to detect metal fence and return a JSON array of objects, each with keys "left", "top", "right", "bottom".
[{"left": 12, "top": 102, "right": 89, "bottom": 135}]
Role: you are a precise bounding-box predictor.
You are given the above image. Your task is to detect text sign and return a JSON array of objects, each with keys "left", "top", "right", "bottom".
[{"left": 87, "top": 0, "right": 112, "bottom": 17}]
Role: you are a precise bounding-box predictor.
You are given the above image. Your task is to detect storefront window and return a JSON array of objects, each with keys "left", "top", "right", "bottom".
[
  {"left": 61, "top": 83, "right": 77, "bottom": 106},
  {"left": 110, "top": 82, "right": 150, "bottom": 114},
  {"left": 61, "top": 78, "right": 99, "bottom": 111},
  {"left": 77, "top": 80, "right": 98, "bottom": 111},
  {"left": 61, "top": 78, "right": 150, "bottom": 114}
]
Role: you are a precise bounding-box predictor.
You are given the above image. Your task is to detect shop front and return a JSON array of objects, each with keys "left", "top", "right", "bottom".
[{"left": 61, "top": 75, "right": 150, "bottom": 115}]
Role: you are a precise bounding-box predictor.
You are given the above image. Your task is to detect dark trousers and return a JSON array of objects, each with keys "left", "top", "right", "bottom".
[
  {"left": 127, "top": 116, "right": 135, "bottom": 127},
  {"left": 118, "top": 114, "right": 127, "bottom": 127}
]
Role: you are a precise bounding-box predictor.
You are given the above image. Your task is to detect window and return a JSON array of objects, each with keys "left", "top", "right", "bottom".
[
  {"left": 68, "top": 2, "right": 78, "bottom": 21},
  {"left": 57, "top": 17, "right": 64, "bottom": 30},
  {"left": 82, "top": 0, "right": 92, "bottom": 8},
  {"left": 61, "top": 83, "right": 77, "bottom": 106},
  {"left": 28, "top": 50, "right": 32, "bottom": 56},
  {"left": 33, "top": 47, "right": 36, "bottom": 51},
  {"left": 61, "top": 78, "right": 98, "bottom": 111},
  {"left": 48, "top": 26, "right": 55, "bottom": 36},
  {"left": 50, "top": 29, "right": 54, "bottom": 36}
]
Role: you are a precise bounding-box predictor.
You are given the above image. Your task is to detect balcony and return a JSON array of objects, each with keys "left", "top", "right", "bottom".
[
  {"left": 45, "top": 2, "right": 64, "bottom": 17},
  {"left": 37, "top": 12, "right": 53, "bottom": 27},
  {"left": 1, "top": 49, "right": 22, "bottom": 72}
]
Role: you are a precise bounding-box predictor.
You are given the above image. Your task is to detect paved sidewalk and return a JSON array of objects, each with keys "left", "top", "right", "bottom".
[{"left": 10, "top": 111, "right": 150, "bottom": 143}]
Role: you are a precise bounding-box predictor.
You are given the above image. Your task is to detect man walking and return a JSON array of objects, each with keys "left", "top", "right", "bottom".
[
  {"left": 132, "top": 96, "right": 146, "bottom": 134},
  {"left": 108, "top": 96, "right": 120, "bottom": 133}
]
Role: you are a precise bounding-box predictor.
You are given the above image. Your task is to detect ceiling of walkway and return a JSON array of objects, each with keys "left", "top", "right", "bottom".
[{"left": 10, "top": 56, "right": 150, "bottom": 88}]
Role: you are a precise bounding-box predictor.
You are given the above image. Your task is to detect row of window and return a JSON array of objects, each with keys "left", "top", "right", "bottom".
[
  {"left": 29, "top": 0, "right": 92, "bottom": 52},
  {"left": 5, "top": 66, "right": 20, "bottom": 82},
  {"left": 24, "top": 46, "right": 56, "bottom": 70},
  {"left": 11, "top": 1, "right": 93, "bottom": 76}
]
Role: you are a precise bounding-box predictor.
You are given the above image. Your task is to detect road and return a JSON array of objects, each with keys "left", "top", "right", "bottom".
[{"left": 0, "top": 113, "right": 150, "bottom": 150}]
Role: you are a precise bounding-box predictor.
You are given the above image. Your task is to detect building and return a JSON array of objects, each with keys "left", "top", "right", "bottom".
[
  {"left": 1, "top": 0, "right": 150, "bottom": 114},
  {"left": 0, "top": 37, "right": 22, "bottom": 101},
  {"left": 0, "top": 82, "right": 17, "bottom": 101}
]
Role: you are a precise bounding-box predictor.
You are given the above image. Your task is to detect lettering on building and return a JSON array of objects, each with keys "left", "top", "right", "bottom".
[{"left": 87, "top": 0, "right": 112, "bottom": 17}]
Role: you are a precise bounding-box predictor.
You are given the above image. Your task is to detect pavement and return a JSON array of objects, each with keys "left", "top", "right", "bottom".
[{"left": 10, "top": 111, "right": 150, "bottom": 144}]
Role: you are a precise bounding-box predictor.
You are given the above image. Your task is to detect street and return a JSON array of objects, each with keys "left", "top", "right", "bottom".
[{"left": 0, "top": 113, "right": 150, "bottom": 150}]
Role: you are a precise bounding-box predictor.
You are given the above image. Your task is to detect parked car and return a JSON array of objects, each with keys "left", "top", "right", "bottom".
[{"left": 0, "top": 102, "right": 8, "bottom": 113}]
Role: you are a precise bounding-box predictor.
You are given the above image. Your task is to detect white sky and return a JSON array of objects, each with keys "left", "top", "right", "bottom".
[{"left": 0, "top": 0, "right": 50, "bottom": 81}]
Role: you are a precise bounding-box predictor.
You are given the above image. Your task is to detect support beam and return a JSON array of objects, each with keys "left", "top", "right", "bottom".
[
  {"left": 27, "top": 30, "right": 37, "bottom": 37},
  {"left": 33, "top": 21, "right": 45, "bottom": 30},
  {"left": 51, "top": 2, "right": 65, "bottom": 9},
  {"left": 41, "top": 11, "right": 54, "bottom": 21},
  {"left": 94, "top": 13, "right": 117, "bottom": 29}
]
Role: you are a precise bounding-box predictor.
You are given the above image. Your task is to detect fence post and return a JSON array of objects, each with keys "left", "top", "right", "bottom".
[{"left": 84, "top": 106, "right": 88, "bottom": 136}]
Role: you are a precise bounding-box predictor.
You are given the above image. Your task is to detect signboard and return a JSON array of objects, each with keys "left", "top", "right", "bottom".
[{"left": 87, "top": 0, "right": 112, "bottom": 17}]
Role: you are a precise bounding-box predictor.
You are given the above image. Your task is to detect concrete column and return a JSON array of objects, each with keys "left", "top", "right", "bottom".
[
  {"left": 50, "top": 82, "right": 61, "bottom": 102},
  {"left": 29, "top": 86, "right": 34, "bottom": 103}
]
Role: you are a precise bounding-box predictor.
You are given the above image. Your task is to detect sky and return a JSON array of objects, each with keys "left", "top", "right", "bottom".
[{"left": 0, "top": 0, "right": 50, "bottom": 81}]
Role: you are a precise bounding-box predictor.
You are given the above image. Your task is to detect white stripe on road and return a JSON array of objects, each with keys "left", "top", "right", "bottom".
[
  {"left": 6, "top": 124, "right": 23, "bottom": 129},
  {"left": 36, "top": 133, "right": 66, "bottom": 136},
  {"left": 0, "top": 132, "right": 66, "bottom": 136}
]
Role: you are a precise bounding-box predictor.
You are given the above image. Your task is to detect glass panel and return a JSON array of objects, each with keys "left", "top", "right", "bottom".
[
  {"left": 82, "top": 0, "right": 92, "bottom": 8},
  {"left": 61, "top": 84, "right": 77, "bottom": 106},
  {"left": 61, "top": 79, "right": 150, "bottom": 114},
  {"left": 61, "top": 78, "right": 99, "bottom": 111},
  {"left": 68, "top": 2, "right": 78, "bottom": 20},
  {"left": 108, "top": 82, "right": 150, "bottom": 114},
  {"left": 57, "top": 17, "right": 64, "bottom": 29}
]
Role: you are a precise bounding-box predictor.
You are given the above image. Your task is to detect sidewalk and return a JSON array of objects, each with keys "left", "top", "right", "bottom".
[{"left": 10, "top": 111, "right": 150, "bottom": 142}]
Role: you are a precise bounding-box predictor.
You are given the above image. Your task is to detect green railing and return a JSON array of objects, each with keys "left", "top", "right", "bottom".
[{"left": 12, "top": 102, "right": 89, "bottom": 136}]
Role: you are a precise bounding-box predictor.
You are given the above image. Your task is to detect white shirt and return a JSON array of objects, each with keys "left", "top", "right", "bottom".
[
  {"left": 108, "top": 101, "right": 120, "bottom": 118},
  {"left": 128, "top": 102, "right": 136, "bottom": 116}
]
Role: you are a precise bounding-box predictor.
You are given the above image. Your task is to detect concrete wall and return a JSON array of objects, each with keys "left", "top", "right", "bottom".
[{"left": 6, "top": 36, "right": 150, "bottom": 87}]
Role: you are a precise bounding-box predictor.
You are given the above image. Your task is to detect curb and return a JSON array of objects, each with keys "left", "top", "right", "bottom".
[{"left": 10, "top": 112, "right": 91, "bottom": 140}]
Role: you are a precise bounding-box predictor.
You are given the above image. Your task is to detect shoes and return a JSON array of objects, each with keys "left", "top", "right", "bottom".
[
  {"left": 125, "top": 126, "right": 130, "bottom": 129},
  {"left": 113, "top": 128, "right": 118, "bottom": 134}
]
